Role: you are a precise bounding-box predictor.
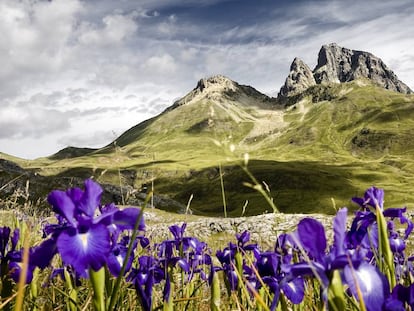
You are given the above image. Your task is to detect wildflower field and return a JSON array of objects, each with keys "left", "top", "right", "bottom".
[{"left": 1, "top": 178, "right": 414, "bottom": 310}]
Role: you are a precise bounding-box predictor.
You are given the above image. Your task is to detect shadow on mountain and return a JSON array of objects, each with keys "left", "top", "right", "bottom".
[
  {"left": 155, "top": 159, "right": 361, "bottom": 217},
  {"left": 48, "top": 147, "right": 98, "bottom": 160}
]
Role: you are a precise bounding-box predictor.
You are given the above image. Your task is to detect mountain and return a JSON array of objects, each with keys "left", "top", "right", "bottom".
[
  {"left": 279, "top": 43, "right": 412, "bottom": 99},
  {"left": 111, "top": 75, "right": 277, "bottom": 149},
  {"left": 2, "top": 44, "right": 414, "bottom": 217},
  {"left": 278, "top": 57, "right": 316, "bottom": 98},
  {"left": 49, "top": 146, "right": 98, "bottom": 160}
]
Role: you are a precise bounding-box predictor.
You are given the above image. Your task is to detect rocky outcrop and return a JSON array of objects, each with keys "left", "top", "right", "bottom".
[
  {"left": 314, "top": 43, "right": 412, "bottom": 93},
  {"left": 278, "top": 43, "right": 413, "bottom": 98},
  {"left": 144, "top": 211, "right": 413, "bottom": 249},
  {"left": 167, "top": 74, "right": 274, "bottom": 111},
  {"left": 144, "top": 212, "right": 335, "bottom": 248},
  {"left": 279, "top": 58, "right": 316, "bottom": 98}
]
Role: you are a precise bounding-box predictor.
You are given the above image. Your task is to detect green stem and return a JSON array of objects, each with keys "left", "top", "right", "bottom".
[
  {"left": 376, "top": 205, "right": 396, "bottom": 289},
  {"left": 90, "top": 268, "right": 106, "bottom": 311},
  {"left": 107, "top": 193, "right": 149, "bottom": 311},
  {"left": 210, "top": 271, "right": 221, "bottom": 311},
  {"left": 63, "top": 268, "right": 77, "bottom": 311},
  {"left": 219, "top": 163, "right": 227, "bottom": 218}
]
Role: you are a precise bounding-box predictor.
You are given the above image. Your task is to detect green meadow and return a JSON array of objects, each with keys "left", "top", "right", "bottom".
[{"left": 2, "top": 80, "right": 414, "bottom": 216}]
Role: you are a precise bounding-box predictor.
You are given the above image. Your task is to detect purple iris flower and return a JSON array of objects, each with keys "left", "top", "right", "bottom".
[
  {"left": 256, "top": 251, "right": 305, "bottom": 310},
  {"left": 352, "top": 186, "right": 385, "bottom": 210},
  {"left": 343, "top": 262, "right": 390, "bottom": 311},
  {"left": 156, "top": 223, "right": 210, "bottom": 303},
  {"left": 167, "top": 223, "right": 201, "bottom": 254},
  {"left": 183, "top": 239, "right": 212, "bottom": 282},
  {"left": 0, "top": 227, "right": 38, "bottom": 284},
  {"left": 216, "top": 248, "right": 239, "bottom": 291},
  {"left": 275, "top": 233, "right": 297, "bottom": 263},
  {"left": 383, "top": 284, "right": 414, "bottom": 310},
  {"left": 107, "top": 235, "right": 137, "bottom": 277},
  {"left": 40, "top": 179, "right": 144, "bottom": 277},
  {"left": 1, "top": 227, "right": 20, "bottom": 273},
  {"left": 128, "top": 255, "right": 164, "bottom": 311},
  {"left": 216, "top": 231, "right": 260, "bottom": 292},
  {"left": 351, "top": 186, "right": 413, "bottom": 240},
  {"left": 287, "top": 209, "right": 361, "bottom": 300},
  {"left": 349, "top": 187, "right": 413, "bottom": 261}
]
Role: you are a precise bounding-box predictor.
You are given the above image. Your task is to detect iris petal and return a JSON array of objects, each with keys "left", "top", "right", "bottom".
[
  {"left": 257, "top": 252, "right": 279, "bottom": 277},
  {"left": 57, "top": 224, "right": 110, "bottom": 276},
  {"left": 297, "top": 218, "right": 326, "bottom": 262},
  {"left": 107, "top": 244, "right": 132, "bottom": 277},
  {"left": 66, "top": 187, "right": 83, "bottom": 205},
  {"left": 112, "top": 208, "right": 145, "bottom": 231},
  {"left": 343, "top": 262, "right": 389, "bottom": 311},
  {"left": 169, "top": 224, "right": 186, "bottom": 240},
  {"left": 282, "top": 278, "right": 305, "bottom": 304},
  {"left": 333, "top": 207, "right": 347, "bottom": 255},
  {"left": 77, "top": 179, "right": 102, "bottom": 217},
  {"left": 262, "top": 277, "right": 280, "bottom": 311},
  {"left": 47, "top": 190, "right": 76, "bottom": 226},
  {"left": 8, "top": 261, "right": 34, "bottom": 284},
  {"left": 288, "top": 261, "right": 329, "bottom": 287},
  {"left": 364, "top": 187, "right": 384, "bottom": 209},
  {"left": 30, "top": 238, "right": 58, "bottom": 269}
]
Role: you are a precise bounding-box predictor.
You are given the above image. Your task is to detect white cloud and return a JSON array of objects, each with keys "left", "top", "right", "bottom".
[
  {"left": 0, "top": 105, "right": 70, "bottom": 139},
  {"left": 0, "top": 0, "right": 82, "bottom": 98},
  {"left": 0, "top": 0, "right": 413, "bottom": 159},
  {"left": 142, "top": 54, "right": 178, "bottom": 74},
  {"left": 78, "top": 13, "right": 138, "bottom": 46}
]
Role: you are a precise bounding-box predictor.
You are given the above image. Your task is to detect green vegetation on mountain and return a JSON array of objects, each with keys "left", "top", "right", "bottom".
[{"left": 2, "top": 79, "right": 414, "bottom": 216}]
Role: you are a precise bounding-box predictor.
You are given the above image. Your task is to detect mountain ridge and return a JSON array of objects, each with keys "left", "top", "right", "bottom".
[
  {"left": 2, "top": 44, "right": 414, "bottom": 217},
  {"left": 166, "top": 74, "right": 276, "bottom": 112},
  {"left": 278, "top": 43, "right": 412, "bottom": 99}
]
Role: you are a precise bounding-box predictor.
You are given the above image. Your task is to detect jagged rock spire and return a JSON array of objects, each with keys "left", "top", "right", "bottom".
[
  {"left": 279, "top": 43, "right": 412, "bottom": 98},
  {"left": 278, "top": 57, "right": 316, "bottom": 98}
]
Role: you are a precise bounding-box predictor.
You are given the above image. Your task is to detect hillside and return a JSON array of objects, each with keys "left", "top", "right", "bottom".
[
  {"left": 1, "top": 44, "right": 414, "bottom": 217},
  {"left": 2, "top": 79, "right": 412, "bottom": 216}
]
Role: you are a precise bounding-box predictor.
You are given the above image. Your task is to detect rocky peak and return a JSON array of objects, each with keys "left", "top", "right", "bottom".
[
  {"left": 168, "top": 74, "right": 272, "bottom": 111},
  {"left": 279, "top": 43, "right": 412, "bottom": 98},
  {"left": 313, "top": 43, "right": 351, "bottom": 84},
  {"left": 314, "top": 43, "right": 412, "bottom": 94},
  {"left": 278, "top": 57, "right": 316, "bottom": 98},
  {"left": 195, "top": 75, "right": 238, "bottom": 93}
]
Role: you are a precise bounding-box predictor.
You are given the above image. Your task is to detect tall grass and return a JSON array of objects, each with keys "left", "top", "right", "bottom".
[{"left": 1, "top": 179, "right": 413, "bottom": 310}]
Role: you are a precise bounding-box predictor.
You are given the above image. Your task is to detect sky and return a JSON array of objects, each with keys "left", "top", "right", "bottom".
[{"left": 1, "top": 0, "right": 413, "bottom": 159}]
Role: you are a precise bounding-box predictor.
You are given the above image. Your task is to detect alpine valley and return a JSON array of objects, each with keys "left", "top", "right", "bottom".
[{"left": 1, "top": 43, "right": 414, "bottom": 216}]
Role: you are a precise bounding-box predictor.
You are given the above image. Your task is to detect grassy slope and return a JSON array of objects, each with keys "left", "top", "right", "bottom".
[{"left": 12, "top": 81, "right": 414, "bottom": 216}]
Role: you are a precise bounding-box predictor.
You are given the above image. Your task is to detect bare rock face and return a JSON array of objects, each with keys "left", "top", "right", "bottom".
[
  {"left": 278, "top": 58, "right": 316, "bottom": 97},
  {"left": 314, "top": 43, "right": 412, "bottom": 94},
  {"left": 278, "top": 43, "right": 412, "bottom": 98},
  {"left": 167, "top": 74, "right": 273, "bottom": 111}
]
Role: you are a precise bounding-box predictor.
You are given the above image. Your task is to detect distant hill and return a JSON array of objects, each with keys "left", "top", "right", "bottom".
[
  {"left": 48, "top": 147, "right": 98, "bottom": 160},
  {"left": 1, "top": 44, "right": 414, "bottom": 216}
]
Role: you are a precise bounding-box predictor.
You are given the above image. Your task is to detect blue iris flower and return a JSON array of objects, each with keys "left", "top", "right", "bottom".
[
  {"left": 216, "top": 230, "right": 260, "bottom": 292},
  {"left": 256, "top": 251, "right": 305, "bottom": 310},
  {"left": 286, "top": 208, "right": 389, "bottom": 309},
  {"left": 37, "top": 179, "right": 144, "bottom": 277},
  {"left": 128, "top": 255, "right": 165, "bottom": 311},
  {"left": 0, "top": 226, "right": 46, "bottom": 284}
]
